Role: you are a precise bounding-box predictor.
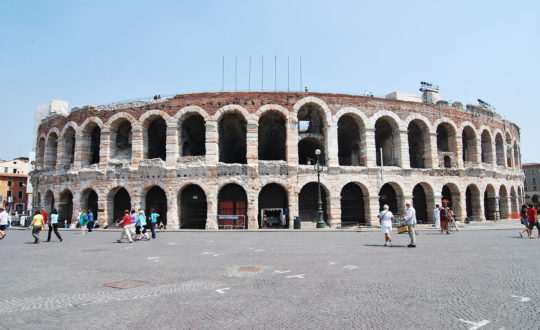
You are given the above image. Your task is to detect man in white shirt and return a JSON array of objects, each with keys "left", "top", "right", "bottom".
[
  {"left": 0, "top": 207, "right": 9, "bottom": 239},
  {"left": 433, "top": 204, "right": 441, "bottom": 229},
  {"left": 404, "top": 201, "right": 417, "bottom": 247}
]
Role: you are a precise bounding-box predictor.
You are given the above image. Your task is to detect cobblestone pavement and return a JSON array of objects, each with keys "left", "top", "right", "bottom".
[{"left": 1, "top": 228, "right": 538, "bottom": 329}]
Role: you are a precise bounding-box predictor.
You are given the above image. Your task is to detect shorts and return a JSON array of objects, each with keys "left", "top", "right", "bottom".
[
  {"left": 380, "top": 223, "right": 392, "bottom": 234},
  {"left": 527, "top": 222, "right": 540, "bottom": 230},
  {"left": 0, "top": 225, "right": 6, "bottom": 231},
  {"left": 80, "top": 221, "right": 88, "bottom": 226}
]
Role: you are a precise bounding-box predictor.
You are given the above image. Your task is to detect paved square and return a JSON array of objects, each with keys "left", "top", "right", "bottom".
[{"left": 0, "top": 228, "right": 538, "bottom": 329}]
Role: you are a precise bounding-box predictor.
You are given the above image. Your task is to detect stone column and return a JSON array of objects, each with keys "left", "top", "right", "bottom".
[
  {"left": 429, "top": 133, "right": 439, "bottom": 168},
  {"left": 99, "top": 127, "right": 111, "bottom": 167},
  {"left": 246, "top": 120, "right": 258, "bottom": 165},
  {"left": 328, "top": 195, "right": 341, "bottom": 228},
  {"left": 455, "top": 135, "right": 464, "bottom": 168},
  {"left": 73, "top": 132, "right": 84, "bottom": 170},
  {"left": 166, "top": 191, "right": 179, "bottom": 229},
  {"left": 205, "top": 121, "right": 219, "bottom": 164},
  {"left": 55, "top": 139, "right": 65, "bottom": 171},
  {"left": 97, "top": 192, "right": 108, "bottom": 226},
  {"left": 287, "top": 187, "right": 298, "bottom": 229},
  {"left": 247, "top": 189, "right": 258, "bottom": 229},
  {"left": 286, "top": 122, "right": 299, "bottom": 165},
  {"left": 70, "top": 193, "right": 81, "bottom": 228},
  {"left": 327, "top": 123, "right": 339, "bottom": 167},
  {"left": 205, "top": 189, "right": 218, "bottom": 230},
  {"left": 399, "top": 130, "right": 410, "bottom": 169},
  {"left": 365, "top": 128, "right": 377, "bottom": 167},
  {"left": 166, "top": 122, "right": 178, "bottom": 167},
  {"left": 490, "top": 141, "right": 497, "bottom": 166},
  {"left": 474, "top": 137, "right": 482, "bottom": 164},
  {"left": 131, "top": 125, "right": 144, "bottom": 165},
  {"left": 493, "top": 196, "right": 500, "bottom": 221}
]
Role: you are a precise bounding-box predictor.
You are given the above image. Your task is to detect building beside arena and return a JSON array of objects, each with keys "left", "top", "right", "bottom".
[{"left": 31, "top": 89, "right": 524, "bottom": 229}]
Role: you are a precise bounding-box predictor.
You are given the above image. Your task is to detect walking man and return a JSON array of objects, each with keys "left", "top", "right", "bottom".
[
  {"left": 433, "top": 204, "right": 441, "bottom": 229},
  {"left": 526, "top": 204, "right": 539, "bottom": 239},
  {"left": 0, "top": 207, "right": 8, "bottom": 239},
  {"left": 87, "top": 209, "right": 95, "bottom": 232},
  {"left": 404, "top": 200, "right": 417, "bottom": 248},
  {"left": 116, "top": 210, "right": 133, "bottom": 243}
]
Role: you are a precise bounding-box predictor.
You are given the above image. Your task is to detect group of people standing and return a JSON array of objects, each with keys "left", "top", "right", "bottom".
[
  {"left": 433, "top": 202, "right": 459, "bottom": 234},
  {"left": 519, "top": 204, "right": 540, "bottom": 239},
  {"left": 116, "top": 208, "right": 160, "bottom": 243}
]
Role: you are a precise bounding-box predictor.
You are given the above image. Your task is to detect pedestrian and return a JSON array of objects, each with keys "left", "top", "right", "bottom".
[
  {"left": 116, "top": 209, "right": 133, "bottom": 243},
  {"left": 403, "top": 200, "right": 417, "bottom": 247},
  {"left": 130, "top": 209, "right": 137, "bottom": 236},
  {"left": 448, "top": 207, "right": 459, "bottom": 232},
  {"left": 440, "top": 202, "right": 451, "bottom": 234},
  {"left": 377, "top": 204, "right": 394, "bottom": 246},
  {"left": 526, "top": 204, "right": 539, "bottom": 239},
  {"left": 87, "top": 209, "right": 95, "bottom": 232},
  {"left": 149, "top": 208, "right": 159, "bottom": 239},
  {"left": 433, "top": 204, "right": 441, "bottom": 229},
  {"left": 29, "top": 210, "right": 45, "bottom": 244},
  {"left": 79, "top": 209, "right": 88, "bottom": 235},
  {"left": 47, "top": 208, "right": 63, "bottom": 242},
  {"left": 40, "top": 206, "right": 48, "bottom": 227},
  {"left": 0, "top": 207, "right": 8, "bottom": 239},
  {"left": 137, "top": 209, "right": 150, "bottom": 241},
  {"left": 0, "top": 207, "right": 8, "bottom": 233},
  {"left": 518, "top": 204, "right": 529, "bottom": 238}
]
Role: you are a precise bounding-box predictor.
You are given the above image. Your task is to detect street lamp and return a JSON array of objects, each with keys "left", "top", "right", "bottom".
[
  {"left": 314, "top": 149, "right": 325, "bottom": 228},
  {"left": 32, "top": 165, "right": 42, "bottom": 214}
]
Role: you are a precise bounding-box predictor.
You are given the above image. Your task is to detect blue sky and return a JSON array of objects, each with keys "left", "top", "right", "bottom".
[{"left": 0, "top": 0, "right": 538, "bottom": 161}]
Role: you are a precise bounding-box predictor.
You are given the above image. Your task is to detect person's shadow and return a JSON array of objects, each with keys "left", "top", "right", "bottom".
[{"left": 364, "top": 244, "right": 407, "bottom": 248}]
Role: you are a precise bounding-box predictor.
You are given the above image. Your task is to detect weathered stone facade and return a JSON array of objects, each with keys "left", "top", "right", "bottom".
[{"left": 32, "top": 92, "right": 524, "bottom": 229}]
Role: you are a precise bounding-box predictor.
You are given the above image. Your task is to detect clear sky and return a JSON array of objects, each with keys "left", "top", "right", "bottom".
[{"left": 0, "top": 0, "right": 538, "bottom": 161}]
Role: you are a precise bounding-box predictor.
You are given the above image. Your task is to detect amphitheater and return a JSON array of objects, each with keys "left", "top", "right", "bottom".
[{"left": 32, "top": 91, "right": 524, "bottom": 229}]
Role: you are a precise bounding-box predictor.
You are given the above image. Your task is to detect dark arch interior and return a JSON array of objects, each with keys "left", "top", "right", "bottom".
[
  {"left": 436, "top": 124, "right": 450, "bottom": 152},
  {"left": 298, "top": 137, "right": 325, "bottom": 165},
  {"left": 408, "top": 121, "right": 425, "bottom": 168},
  {"left": 147, "top": 118, "right": 167, "bottom": 160},
  {"left": 89, "top": 126, "right": 101, "bottom": 165},
  {"left": 258, "top": 112, "right": 286, "bottom": 161},
  {"left": 375, "top": 119, "right": 397, "bottom": 166},
  {"left": 444, "top": 155, "right": 451, "bottom": 168},
  {"left": 114, "top": 121, "right": 132, "bottom": 160},
  {"left": 412, "top": 184, "right": 428, "bottom": 223},
  {"left": 46, "top": 134, "right": 58, "bottom": 168},
  {"left": 58, "top": 190, "right": 73, "bottom": 227},
  {"left": 299, "top": 182, "right": 328, "bottom": 223},
  {"left": 297, "top": 104, "right": 325, "bottom": 134},
  {"left": 258, "top": 183, "right": 288, "bottom": 228},
  {"left": 481, "top": 131, "right": 493, "bottom": 163},
  {"left": 37, "top": 138, "right": 46, "bottom": 166},
  {"left": 379, "top": 183, "right": 398, "bottom": 213},
  {"left": 113, "top": 188, "right": 131, "bottom": 223},
  {"left": 146, "top": 186, "right": 168, "bottom": 227},
  {"left": 340, "top": 183, "right": 365, "bottom": 225},
  {"left": 462, "top": 127, "right": 476, "bottom": 162},
  {"left": 442, "top": 185, "right": 453, "bottom": 208},
  {"left": 466, "top": 186, "right": 480, "bottom": 218},
  {"left": 182, "top": 115, "right": 206, "bottom": 157},
  {"left": 43, "top": 191, "right": 55, "bottom": 214},
  {"left": 219, "top": 113, "right": 247, "bottom": 164},
  {"left": 484, "top": 188, "right": 496, "bottom": 220},
  {"left": 64, "top": 128, "right": 76, "bottom": 165},
  {"left": 180, "top": 185, "right": 207, "bottom": 229},
  {"left": 83, "top": 190, "right": 99, "bottom": 221},
  {"left": 338, "top": 115, "right": 363, "bottom": 166},
  {"left": 218, "top": 184, "right": 248, "bottom": 229}
]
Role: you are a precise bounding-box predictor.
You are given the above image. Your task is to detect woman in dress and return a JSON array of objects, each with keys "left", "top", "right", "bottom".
[
  {"left": 377, "top": 204, "right": 394, "bottom": 247},
  {"left": 519, "top": 204, "right": 529, "bottom": 238}
]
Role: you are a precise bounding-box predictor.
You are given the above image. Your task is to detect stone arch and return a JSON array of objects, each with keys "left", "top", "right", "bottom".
[
  {"left": 213, "top": 104, "right": 252, "bottom": 122},
  {"left": 258, "top": 110, "right": 286, "bottom": 161},
  {"left": 140, "top": 112, "right": 169, "bottom": 161},
  {"left": 293, "top": 96, "right": 333, "bottom": 126},
  {"left": 109, "top": 116, "right": 133, "bottom": 161},
  {"left": 142, "top": 185, "right": 168, "bottom": 228},
  {"left": 45, "top": 131, "right": 59, "bottom": 169},
  {"left": 80, "top": 188, "right": 99, "bottom": 221},
  {"left": 379, "top": 182, "right": 405, "bottom": 215},
  {"left": 298, "top": 137, "right": 325, "bottom": 165},
  {"left": 484, "top": 184, "right": 497, "bottom": 220},
  {"left": 218, "top": 111, "right": 247, "bottom": 164},
  {"left": 258, "top": 183, "right": 289, "bottom": 228},
  {"left": 107, "top": 186, "right": 132, "bottom": 225},
  {"left": 218, "top": 183, "right": 248, "bottom": 229},
  {"left": 435, "top": 121, "right": 458, "bottom": 153},
  {"left": 340, "top": 182, "right": 370, "bottom": 226},
  {"left": 407, "top": 118, "right": 431, "bottom": 168},
  {"left": 297, "top": 100, "right": 329, "bottom": 166},
  {"left": 298, "top": 181, "right": 330, "bottom": 225},
  {"left": 178, "top": 184, "right": 207, "bottom": 229},
  {"left": 60, "top": 125, "right": 76, "bottom": 168},
  {"left": 441, "top": 182, "right": 462, "bottom": 218},
  {"left": 462, "top": 125, "right": 478, "bottom": 163},
  {"left": 255, "top": 104, "right": 290, "bottom": 121},
  {"left": 57, "top": 189, "right": 74, "bottom": 226},
  {"left": 79, "top": 118, "right": 103, "bottom": 166},
  {"left": 179, "top": 112, "right": 206, "bottom": 157},
  {"left": 106, "top": 112, "right": 138, "bottom": 127},
  {"left": 337, "top": 111, "right": 367, "bottom": 166},
  {"left": 481, "top": 129, "right": 493, "bottom": 164},
  {"left": 374, "top": 115, "right": 401, "bottom": 166},
  {"left": 465, "top": 184, "right": 482, "bottom": 220},
  {"left": 174, "top": 105, "right": 211, "bottom": 121},
  {"left": 412, "top": 182, "right": 435, "bottom": 224}
]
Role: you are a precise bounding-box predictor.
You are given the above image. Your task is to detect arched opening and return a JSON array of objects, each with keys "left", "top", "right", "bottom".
[
  {"left": 146, "top": 117, "right": 167, "bottom": 160},
  {"left": 462, "top": 126, "right": 478, "bottom": 162},
  {"left": 58, "top": 190, "right": 73, "bottom": 227},
  {"left": 179, "top": 184, "right": 207, "bottom": 229},
  {"left": 258, "top": 183, "right": 288, "bottom": 228},
  {"left": 484, "top": 185, "right": 497, "bottom": 220},
  {"left": 443, "top": 155, "right": 451, "bottom": 168},
  {"left": 258, "top": 112, "right": 286, "bottom": 161},
  {"left": 145, "top": 186, "right": 168, "bottom": 227},
  {"left": 180, "top": 114, "right": 206, "bottom": 157},
  {"left": 299, "top": 182, "right": 328, "bottom": 224},
  {"left": 219, "top": 113, "right": 247, "bottom": 164},
  {"left": 495, "top": 133, "right": 504, "bottom": 166},
  {"left": 43, "top": 190, "right": 55, "bottom": 214},
  {"left": 378, "top": 183, "right": 403, "bottom": 215},
  {"left": 298, "top": 103, "right": 326, "bottom": 164},
  {"left": 338, "top": 115, "right": 364, "bottom": 166},
  {"left": 81, "top": 189, "right": 98, "bottom": 221},
  {"left": 111, "top": 120, "right": 132, "bottom": 161},
  {"left": 111, "top": 188, "right": 131, "bottom": 224},
  {"left": 340, "top": 183, "right": 367, "bottom": 226},
  {"left": 499, "top": 185, "right": 509, "bottom": 219},
  {"left": 436, "top": 123, "right": 456, "bottom": 152},
  {"left": 37, "top": 137, "right": 46, "bottom": 167},
  {"left": 218, "top": 183, "right": 248, "bottom": 229},
  {"left": 466, "top": 185, "right": 481, "bottom": 220},
  {"left": 298, "top": 137, "right": 325, "bottom": 165},
  {"left": 407, "top": 120, "right": 429, "bottom": 168},
  {"left": 81, "top": 123, "right": 101, "bottom": 166},
  {"left": 481, "top": 130, "right": 493, "bottom": 163},
  {"left": 510, "top": 187, "right": 518, "bottom": 217},
  {"left": 441, "top": 183, "right": 461, "bottom": 218},
  {"left": 412, "top": 184, "right": 428, "bottom": 224},
  {"left": 61, "top": 127, "right": 76, "bottom": 167},
  {"left": 375, "top": 117, "right": 400, "bottom": 166},
  {"left": 45, "top": 133, "right": 59, "bottom": 169}
]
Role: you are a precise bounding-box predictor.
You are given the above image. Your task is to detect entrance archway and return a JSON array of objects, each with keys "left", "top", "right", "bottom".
[
  {"left": 110, "top": 119, "right": 132, "bottom": 161},
  {"left": 145, "top": 186, "right": 168, "bottom": 228},
  {"left": 58, "top": 190, "right": 73, "bottom": 227},
  {"left": 179, "top": 185, "right": 207, "bottom": 229},
  {"left": 258, "top": 183, "right": 288, "bottom": 228},
  {"left": 338, "top": 115, "right": 364, "bottom": 166},
  {"left": 375, "top": 117, "right": 400, "bottom": 166},
  {"left": 299, "top": 182, "right": 328, "bottom": 224},
  {"left": 218, "top": 183, "right": 248, "bottom": 229},
  {"left": 407, "top": 120, "right": 430, "bottom": 168},
  {"left": 484, "top": 185, "right": 497, "bottom": 220},
  {"left": 340, "top": 183, "right": 367, "bottom": 226},
  {"left": 462, "top": 126, "right": 478, "bottom": 162},
  {"left": 111, "top": 187, "right": 131, "bottom": 225},
  {"left": 466, "top": 184, "right": 481, "bottom": 220},
  {"left": 258, "top": 112, "right": 286, "bottom": 161},
  {"left": 81, "top": 189, "right": 98, "bottom": 221},
  {"left": 180, "top": 115, "right": 206, "bottom": 156},
  {"left": 441, "top": 183, "right": 461, "bottom": 218},
  {"left": 43, "top": 190, "right": 55, "bottom": 214},
  {"left": 378, "top": 183, "right": 403, "bottom": 214},
  {"left": 219, "top": 113, "right": 247, "bottom": 164},
  {"left": 412, "top": 184, "right": 428, "bottom": 223},
  {"left": 298, "top": 137, "right": 325, "bottom": 165},
  {"left": 481, "top": 130, "right": 493, "bottom": 163},
  {"left": 146, "top": 117, "right": 167, "bottom": 160}
]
